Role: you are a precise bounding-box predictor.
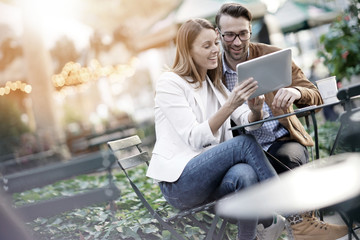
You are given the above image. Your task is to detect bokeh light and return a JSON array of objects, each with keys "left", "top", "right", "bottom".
[{"left": 0, "top": 80, "right": 32, "bottom": 96}]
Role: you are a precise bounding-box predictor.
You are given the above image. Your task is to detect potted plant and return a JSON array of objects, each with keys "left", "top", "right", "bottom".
[{"left": 318, "top": 0, "right": 360, "bottom": 83}]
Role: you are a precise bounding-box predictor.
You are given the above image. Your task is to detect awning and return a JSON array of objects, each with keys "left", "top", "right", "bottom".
[
  {"left": 274, "top": 0, "right": 340, "bottom": 34},
  {"left": 175, "top": 0, "right": 267, "bottom": 23},
  {"left": 135, "top": 0, "right": 267, "bottom": 52}
]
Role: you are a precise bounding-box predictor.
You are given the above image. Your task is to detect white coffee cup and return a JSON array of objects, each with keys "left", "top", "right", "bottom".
[{"left": 316, "top": 76, "right": 339, "bottom": 104}]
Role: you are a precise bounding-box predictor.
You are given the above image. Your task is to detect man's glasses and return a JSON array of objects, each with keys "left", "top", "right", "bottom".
[{"left": 218, "top": 29, "right": 252, "bottom": 42}]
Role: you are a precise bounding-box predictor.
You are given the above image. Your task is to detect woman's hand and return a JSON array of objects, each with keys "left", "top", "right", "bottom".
[
  {"left": 248, "top": 95, "right": 265, "bottom": 122},
  {"left": 209, "top": 78, "right": 258, "bottom": 135},
  {"left": 248, "top": 95, "right": 264, "bottom": 113},
  {"left": 227, "top": 78, "right": 258, "bottom": 110}
]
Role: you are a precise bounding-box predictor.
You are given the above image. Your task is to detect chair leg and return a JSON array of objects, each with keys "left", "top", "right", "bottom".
[
  {"left": 205, "top": 215, "right": 219, "bottom": 240},
  {"left": 188, "top": 214, "right": 210, "bottom": 233},
  {"left": 337, "top": 211, "right": 360, "bottom": 240},
  {"left": 217, "top": 219, "right": 228, "bottom": 240},
  {"left": 309, "top": 111, "right": 319, "bottom": 160},
  {"left": 330, "top": 123, "right": 344, "bottom": 156}
]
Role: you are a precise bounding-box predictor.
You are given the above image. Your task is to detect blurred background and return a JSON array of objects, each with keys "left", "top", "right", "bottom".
[{"left": 0, "top": 0, "right": 356, "bottom": 172}]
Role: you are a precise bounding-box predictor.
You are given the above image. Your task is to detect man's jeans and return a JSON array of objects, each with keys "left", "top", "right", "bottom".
[{"left": 159, "top": 134, "right": 277, "bottom": 239}]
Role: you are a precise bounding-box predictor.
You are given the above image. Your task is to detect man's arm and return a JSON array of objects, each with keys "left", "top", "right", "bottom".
[
  {"left": 248, "top": 42, "right": 324, "bottom": 110},
  {"left": 272, "top": 62, "right": 323, "bottom": 111},
  {"left": 289, "top": 63, "right": 323, "bottom": 107}
]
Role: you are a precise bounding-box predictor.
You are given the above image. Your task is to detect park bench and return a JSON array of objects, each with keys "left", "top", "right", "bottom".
[
  {"left": 108, "top": 135, "right": 229, "bottom": 240},
  {"left": 67, "top": 122, "right": 137, "bottom": 154},
  {"left": 0, "top": 149, "right": 60, "bottom": 175},
  {"left": 1, "top": 149, "right": 121, "bottom": 221}
]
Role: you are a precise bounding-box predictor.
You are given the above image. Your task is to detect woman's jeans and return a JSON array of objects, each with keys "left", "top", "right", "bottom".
[{"left": 159, "top": 134, "right": 277, "bottom": 240}]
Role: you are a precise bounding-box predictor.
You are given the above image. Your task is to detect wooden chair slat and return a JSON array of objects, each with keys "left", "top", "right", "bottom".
[
  {"left": 108, "top": 135, "right": 141, "bottom": 151},
  {"left": 116, "top": 152, "right": 149, "bottom": 170}
]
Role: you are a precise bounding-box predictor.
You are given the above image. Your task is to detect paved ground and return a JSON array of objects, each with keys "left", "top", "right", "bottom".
[{"left": 324, "top": 211, "right": 347, "bottom": 225}]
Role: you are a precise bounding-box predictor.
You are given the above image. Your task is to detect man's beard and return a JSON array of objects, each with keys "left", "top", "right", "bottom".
[{"left": 223, "top": 44, "right": 247, "bottom": 63}]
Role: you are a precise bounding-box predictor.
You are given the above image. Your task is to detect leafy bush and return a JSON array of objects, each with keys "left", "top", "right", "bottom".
[
  {"left": 315, "top": 120, "right": 341, "bottom": 158},
  {"left": 318, "top": 0, "right": 360, "bottom": 82},
  {"left": 307, "top": 118, "right": 357, "bottom": 158},
  {"left": 0, "top": 97, "right": 29, "bottom": 157},
  {"left": 16, "top": 167, "right": 237, "bottom": 240}
]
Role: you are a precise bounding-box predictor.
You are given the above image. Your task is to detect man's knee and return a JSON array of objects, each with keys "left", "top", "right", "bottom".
[{"left": 268, "top": 140, "right": 309, "bottom": 172}]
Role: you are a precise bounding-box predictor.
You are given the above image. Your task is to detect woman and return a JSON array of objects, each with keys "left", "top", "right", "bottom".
[{"left": 146, "top": 18, "right": 277, "bottom": 240}]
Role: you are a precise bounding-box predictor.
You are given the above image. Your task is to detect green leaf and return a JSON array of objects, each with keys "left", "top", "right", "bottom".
[
  {"left": 123, "top": 226, "right": 141, "bottom": 240},
  {"left": 161, "top": 230, "right": 172, "bottom": 240},
  {"left": 51, "top": 218, "right": 63, "bottom": 225},
  {"left": 142, "top": 224, "right": 159, "bottom": 234}
]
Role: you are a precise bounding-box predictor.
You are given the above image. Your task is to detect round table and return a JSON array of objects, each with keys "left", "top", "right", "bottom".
[{"left": 215, "top": 153, "right": 360, "bottom": 219}]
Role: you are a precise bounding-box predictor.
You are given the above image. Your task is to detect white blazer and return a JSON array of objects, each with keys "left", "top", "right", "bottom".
[{"left": 146, "top": 72, "right": 262, "bottom": 182}]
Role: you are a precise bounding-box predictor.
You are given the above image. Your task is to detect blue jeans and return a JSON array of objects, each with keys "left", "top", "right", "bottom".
[{"left": 159, "top": 134, "right": 277, "bottom": 240}]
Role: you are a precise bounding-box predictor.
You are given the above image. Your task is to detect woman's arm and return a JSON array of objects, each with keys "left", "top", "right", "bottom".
[
  {"left": 208, "top": 78, "right": 258, "bottom": 135},
  {"left": 156, "top": 73, "right": 217, "bottom": 150}
]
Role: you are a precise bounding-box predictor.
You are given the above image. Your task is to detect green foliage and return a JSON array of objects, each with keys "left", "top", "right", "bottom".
[
  {"left": 63, "top": 103, "right": 83, "bottom": 126},
  {"left": 316, "top": 121, "right": 341, "bottom": 157},
  {"left": 0, "top": 97, "right": 29, "bottom": 156},
  {"left": 318, "top": 0, "right": 360, "bottom": 82},
  {"left": 13, "top": 121, "right": 343, "bottom": 239},
  {"left": 16, "top": 167, "right": 237, "bottom": 240},
  {"left": 307, "top": 118, "right": 356, "bottom": 158}
]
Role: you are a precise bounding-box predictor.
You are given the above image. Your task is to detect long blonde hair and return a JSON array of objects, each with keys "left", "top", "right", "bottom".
[{"left": 172, "top": 18, "right": 226, "bottom": 96}]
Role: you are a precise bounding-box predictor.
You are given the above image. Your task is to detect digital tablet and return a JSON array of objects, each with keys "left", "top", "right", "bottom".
[{"left": 236, "top": 48, "right": 292, "bottom": 99}]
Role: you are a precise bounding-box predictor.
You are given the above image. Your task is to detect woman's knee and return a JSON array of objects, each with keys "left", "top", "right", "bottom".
[
  {"left": 223, "top": 164, "right": 258, "bottom": 191},
  {"left": 210, "top": 164, "right": 258, "bottom": 200},
  {"left": 237, "top": 165, "right": 258, "bottom": 187}
]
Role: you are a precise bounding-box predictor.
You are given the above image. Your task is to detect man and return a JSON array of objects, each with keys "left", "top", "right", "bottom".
[{"left": 215, "top": 3, "right": 348, "bottom": 240}]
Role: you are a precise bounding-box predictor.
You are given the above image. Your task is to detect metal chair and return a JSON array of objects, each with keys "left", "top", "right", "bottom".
[
  {"left": 330, "top": 83, "right": 360, "bottom": 155},
  {"left": 107, "top": 135, "right": 228, "bottom": 240},
  {"left": 328, "top": 83, "right": 360, "bottom": 239}
]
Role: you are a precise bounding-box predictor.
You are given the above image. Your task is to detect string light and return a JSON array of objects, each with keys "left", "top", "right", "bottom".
[
  {"left": 52, "top": 59, "right": 137, "bottom": 91},
  {"left": 0, "top": 58, "right": 137, "bottom": 97},
  {"left": 0, "top": 81, "right": 32, "bottom": 96}
]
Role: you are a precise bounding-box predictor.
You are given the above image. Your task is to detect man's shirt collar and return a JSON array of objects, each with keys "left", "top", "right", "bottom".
[{"left": 222, "top": 53, "right": 236, "bottom": 75}]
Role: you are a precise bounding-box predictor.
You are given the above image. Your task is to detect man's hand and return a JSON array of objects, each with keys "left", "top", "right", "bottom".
[{"left": 272, "top": 87, "right": 301, "bottom": 110}]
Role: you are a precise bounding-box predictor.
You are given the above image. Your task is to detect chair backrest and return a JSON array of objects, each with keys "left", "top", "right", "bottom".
[
  {"left": 337, "top": 83, "right": 360, "bottom": 101},
  {"left": 337, "top": 83, "right": 360, "bottom": 111},
  {"left": 107, "top": 135, "right": 149, "bottom": 171},
  {"left": 337, "top": 107, "right": 360, "bottom": 151}
]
